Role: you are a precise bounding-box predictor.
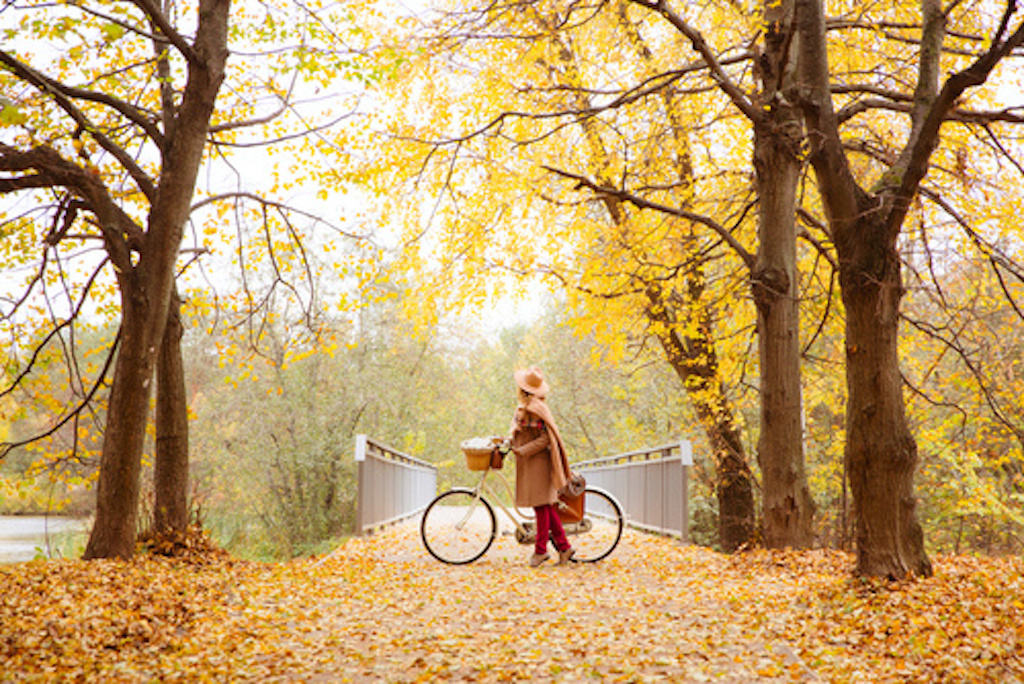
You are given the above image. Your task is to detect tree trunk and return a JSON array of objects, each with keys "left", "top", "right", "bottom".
[
  {"left": 154, "top": 287, "right": 190, "bottom": 533},
  {"left": 83, "top": 282, "right": 156, "bottom": 559},
  {"left": 794, "top": 0, "right": 941, "bottom": 577},
  {"left": 835, "top": 208, "right": 932, "bottom": 577},
  {"left": 750, "top": 0, "right": 816, "bottom": 549},
  {"left": 646, "top": 284, "right": 756, "bottom": 551},
  {"left": 752, "top": 120, "right": 816, "bottom": 549}
]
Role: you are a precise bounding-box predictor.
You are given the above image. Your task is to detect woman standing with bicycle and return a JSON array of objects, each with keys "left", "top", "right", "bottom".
[
  {"left": 498, "top": 366, "right": 575, "bottom": 567},
  {"left": 420, "top": 367, "right": 624, "bottom": 565}
]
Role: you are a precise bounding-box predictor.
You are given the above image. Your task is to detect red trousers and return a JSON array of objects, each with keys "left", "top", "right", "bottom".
[{"left": 534, "top": 503, "right": 570, "bottom": 555}]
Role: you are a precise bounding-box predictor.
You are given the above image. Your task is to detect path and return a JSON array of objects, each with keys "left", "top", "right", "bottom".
[{"left": 265, "top": 521, "right": 819, "bottom": 682}]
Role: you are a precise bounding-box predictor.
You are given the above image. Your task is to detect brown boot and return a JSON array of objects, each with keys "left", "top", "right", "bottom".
[
  {"left": 529, "top": 552, "right": 550, "bottom": 567},
  {"left": 557, "top": 547, "right": 575, "bottom": 565}
]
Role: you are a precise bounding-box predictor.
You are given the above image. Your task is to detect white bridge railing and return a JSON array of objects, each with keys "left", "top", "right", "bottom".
[
  {"left": 354, "top": 434, "right": 437, "bottom": 535},
  {"left": 574, "top": 441, "right": 693, "bottom": 542}
]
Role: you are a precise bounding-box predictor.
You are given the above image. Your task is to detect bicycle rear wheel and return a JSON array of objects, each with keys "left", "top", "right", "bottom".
[
  {"left": 420, "top": 488, "right": 497, "bottom": 564},
  {"left": 566, "top": 487, "right": 623, "bottom": 562}
]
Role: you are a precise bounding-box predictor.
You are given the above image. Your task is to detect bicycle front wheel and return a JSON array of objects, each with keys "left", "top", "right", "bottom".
[
  {"left": 420, "top": 488, "right": 497, "bottom": 564},
  {"left": 567, "top": 487, "right": 623, "bottom": 563}
]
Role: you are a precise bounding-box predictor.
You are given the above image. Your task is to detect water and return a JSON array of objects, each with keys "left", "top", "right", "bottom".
[{"left": 0, "top": 516, "right": 90, "bottom": 563}]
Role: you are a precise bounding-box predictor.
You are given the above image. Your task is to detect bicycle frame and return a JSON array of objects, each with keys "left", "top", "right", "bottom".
[
  {"left": 459, "top": 466, "right": 592, "bottom": 545},
  {"left": 459, "top": 466, "right": 530, "bottom": 534},
  {"left": 421, "top": 455, "right": 622, "bottom": 564}
]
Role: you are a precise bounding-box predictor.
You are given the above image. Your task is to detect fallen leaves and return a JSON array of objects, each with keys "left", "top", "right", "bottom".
[
  {"left": 1, "top": 524, "right": 1021, "bottom": 682},
  {"left": 765, "top": 551, "right": 1024, "bottom": 682}
]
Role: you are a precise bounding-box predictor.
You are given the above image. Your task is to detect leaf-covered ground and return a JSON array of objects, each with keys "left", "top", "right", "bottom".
[{"left": 2, "top": 523, "right": 1022, "bottom": 682}]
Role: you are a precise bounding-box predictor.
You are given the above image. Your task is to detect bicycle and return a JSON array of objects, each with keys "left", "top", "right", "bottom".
[{"left": 420, "top": 438, "right": 624, "bottom": 565}]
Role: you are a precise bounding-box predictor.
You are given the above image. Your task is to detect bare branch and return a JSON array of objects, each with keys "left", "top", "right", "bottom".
[
  {"left": 796, "top": 211, "right": 838, "bottom": 270},
  {"left": 629, "top": 0, "right": 758, "bottom": 121},
  {"left": 0, "top": 144, "right": 141, "bottom": 272},
  {"left": 919, "top": 185, "right": 1024, "bottom": 321},
  {"left": 902, "top": 313, "right": 1024, "bottom": 443},
  {"left": 0, "top": 325, "right": 120, "bottom": 462},
  {"left": 0, "top": 50, "right": 161, "bottom": 199},
  {"left": 886, "top": 4, "right": 1024, "bottom": 235},
  {"left": 191, "top": 191, "right": 373, "bottom": 242},
  {"left": 125, "top": 0, "right": 198, "bottom": 64},
  {"left": 211, "top": 105, "right": 361, "bottom": 148},
  {"left": 801, "top": 256, "right": 837, "bottom": 355},
  {"left": 542, "top": 164, "right": 756, "bottom": 268},
  {"left": 0, "top": 256, "right": 109, "bottom": 400},
  {"left": 838, "top": 95, "right": 1024, "bottom": 126},
  {"left": 70, "top": 1, "right": 169, "bottom": 46}
]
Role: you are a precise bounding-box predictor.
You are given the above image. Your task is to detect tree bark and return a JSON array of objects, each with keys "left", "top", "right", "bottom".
[
  {"left": 155, "top": 287, "right": 190, "bottom": 533},
  {"left": 751, "top": 0, "right": 816, "bottom": 549},
  {"left": 836, "top": 206, "right": 931, "bottom": 577}
]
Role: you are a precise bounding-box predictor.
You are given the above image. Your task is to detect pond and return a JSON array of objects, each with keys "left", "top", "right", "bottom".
[{"left": 0, "top": 516, "right": 90, "bottom": 563}]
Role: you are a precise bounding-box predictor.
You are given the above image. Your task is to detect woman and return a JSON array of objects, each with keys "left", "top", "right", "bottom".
[{"left": 499, "top": 366, "right": 575, "bottom": 567}]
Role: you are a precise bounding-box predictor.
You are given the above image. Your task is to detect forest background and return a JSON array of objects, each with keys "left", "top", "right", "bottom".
[{"left": 1, "top": 0, "right": 1023, "bottom": 565}]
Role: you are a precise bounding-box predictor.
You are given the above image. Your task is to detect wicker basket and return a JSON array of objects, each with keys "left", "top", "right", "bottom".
[{"left": 461, "top": 437, "right": 496, "bottom": 471}]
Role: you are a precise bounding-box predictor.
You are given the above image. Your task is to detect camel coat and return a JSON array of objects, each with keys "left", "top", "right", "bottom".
[{"left": 511, "top": 403, "right": 570, "bottom": 508}]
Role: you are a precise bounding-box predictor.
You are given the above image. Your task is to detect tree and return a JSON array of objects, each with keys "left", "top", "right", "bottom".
[
  {"left": 359, "top": 0, "right": 775, "bottom": 550},
  {"left": 535, "top": 3, "right": 758, "bottom": 551},
  {"left": 1, "top": 0, "right": 378, "bottom": 558},
  {"left": 623, "top": 0, "right": 817, "bottom": 548},
  {"left": 747, "top": 0, "right": 818, "bottom": 548},
  {"left": 794, "top": 0, "right": 1024, "bottom": 576},
  {"left": 0, "top": 0, "right": 230, "bottom": 558}
]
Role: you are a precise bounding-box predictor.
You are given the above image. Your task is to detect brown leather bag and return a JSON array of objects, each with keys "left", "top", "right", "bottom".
[
  {"left": 490, "top": 449, "right": 505, "bottom": 470},
  {"left": 557, "top": 471, "right": 586, "bottom": 523},
  {"left": 561, "top": 491, "right": 585, "bottom": 524},
  {"left": 557, "top": 489, "right": 585, "bottom": 523}
]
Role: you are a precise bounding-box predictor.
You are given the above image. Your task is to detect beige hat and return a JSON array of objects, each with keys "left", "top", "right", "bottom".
[{"left": 514, "top": 366, "right": 549, "bottom": 398}]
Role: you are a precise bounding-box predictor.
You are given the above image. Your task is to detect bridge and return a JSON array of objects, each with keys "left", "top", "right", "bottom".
[
  {"left": 354, "top": 434, "right": 695, "bottom": 542},
  {"left": 3, "top": 433, "right": 824, "bottom": 681}
]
